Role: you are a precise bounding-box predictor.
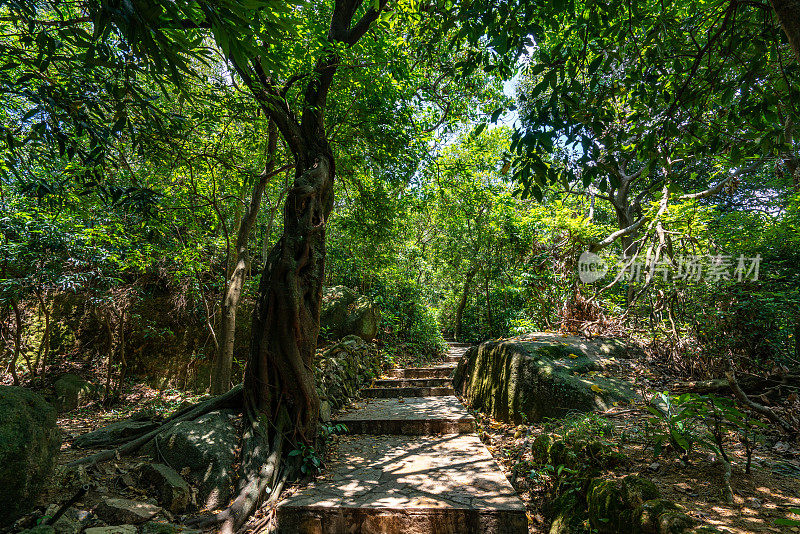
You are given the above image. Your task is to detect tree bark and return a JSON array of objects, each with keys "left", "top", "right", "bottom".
[
  {"left": 260, "top": 167, "right": 291, "bottom": 264},
  {"left": 484, "top": 269, "right": 493, "bottom": 336},
  {"left": 454, "top": 266, "right": 477, "bottom": 341},
  {"left": 211, "top": 119, "right": 281, "bottom": 395},
  {"left": 238, "top": 0, "right": 387, "bottom": 444},
  {"left": 34, "top": 290, "right": 50, "bottom": 377},
  {"left": 771, "top": 0, "right": 800, "bottom": 62},
  {"left": 9, "top": 299, "right": 21, "bottom": 385}
]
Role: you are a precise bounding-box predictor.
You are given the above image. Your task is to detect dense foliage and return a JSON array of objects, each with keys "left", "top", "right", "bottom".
[{"left": 1, "top": 0, "right": 798, "bottom": 418}]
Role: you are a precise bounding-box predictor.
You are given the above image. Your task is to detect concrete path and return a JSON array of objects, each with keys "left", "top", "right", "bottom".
[{"left": 276, "top": 342, "right": 527, "bottom": 534}]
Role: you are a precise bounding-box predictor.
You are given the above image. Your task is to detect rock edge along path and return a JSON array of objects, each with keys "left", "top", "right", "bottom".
[{"left": 276, "top": 342, "right": 527, "bottom": 534}]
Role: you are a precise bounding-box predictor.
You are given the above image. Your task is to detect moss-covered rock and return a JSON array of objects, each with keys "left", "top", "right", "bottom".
[
  {"left": 52, "top": 373, "right": 92, "bottom": 412},
  {"left": 320, "top": 287, "right": 381, "bottom": 341},
  {"left": 532, "top": 433, "right": 626, "bottom": 472},
  {"left": 453, "top": 333, "right": 639, "bottom": 423},
  {"left": 141, "top": 522, "right": 201, "bottom": 534},
  {"left": 136, "top": 463, "right": 191, "bottom": 513},
  {"left": 151, "top": 410, "right": 238, "bottom": 510},
  {"left": 0, "top": 386, "right": 62, "bottom": 524},
  {"left": 548, "top": 492, "right": 586, "bottom": 534},
  {"left": 586, "top": 478, "right": 702, "bottom": 533},
  {"left": 587, "top": 475, "right": 660, "bottom": 533},
  {"left": 321, "top": 286, "right": 358, "bottom": 337},
  {"left": 346, "top": 295, "right": 381, "bottom": 341}
]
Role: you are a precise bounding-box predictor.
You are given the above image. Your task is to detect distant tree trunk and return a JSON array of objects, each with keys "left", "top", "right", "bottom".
[
  {"left": 211, "top": 119, "right": 282, "bottom": 395},
  {"left": 485, "top": 270, "right": 493, "bottom": 336},
  {"left": 771, "top": 0, "right": 800, "bottom": 62},
  {"left": 103, "top": 316, "right": 114, "bottom": 404},
  {"left": 112, "top": 310, "right": 127, "bottom": 402},
  {"left": 34, "top": 290, "right": 50, "bottom": 377},
  {"left": 454, "top": 266, "right": 477, "bottom": 341},
  {"left": 9, "top": 300, "right": 21, "bottom": 385}
]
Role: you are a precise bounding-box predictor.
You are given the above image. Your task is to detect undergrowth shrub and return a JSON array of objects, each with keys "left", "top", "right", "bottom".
[{"left": 369, "top": 279, "right": 446, "bottom": 361}]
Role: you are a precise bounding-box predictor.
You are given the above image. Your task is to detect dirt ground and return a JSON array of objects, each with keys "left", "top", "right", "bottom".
[{"left": 475, "top": 408, "right": 800, "bottom": 533}]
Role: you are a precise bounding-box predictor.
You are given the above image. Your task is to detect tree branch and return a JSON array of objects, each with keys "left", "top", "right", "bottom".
[
  {"left": 589, "top": 216, "right": 647, "bottom": 252},
  {"left": 679, "top": 162, "right": 761, "bottom": 200},
  {"left": 346, "top": 1, "right": 389, "bottom": 45}
]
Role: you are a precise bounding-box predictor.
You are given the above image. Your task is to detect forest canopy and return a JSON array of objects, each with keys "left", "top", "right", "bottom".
[{"left": 1, "top": 0, "right": 800, "bottom": 532}]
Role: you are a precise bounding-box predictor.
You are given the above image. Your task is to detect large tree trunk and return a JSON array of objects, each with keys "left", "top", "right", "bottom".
[
  {"left": 454, "top": 266, "right": 477, "bottom": 341},
  {"left": 211, "top": 120, "right": 281, "bottom": 395},
  {"left": 244, "top": 145, "right": 332, "bottom": 441},
  {"left": 771, "top": 0, "right": 800, "bottom": 62},
  {"left": 238, "top": 0, "right": 386, "bottom": 440}
]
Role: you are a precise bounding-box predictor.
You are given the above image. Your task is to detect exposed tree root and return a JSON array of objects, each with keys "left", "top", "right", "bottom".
[
  {"left": 69, "top": 384, "right": 298, "bottom": 531},
  {"left": 67, "top": 385, "right": 243, "bottom": 466},
  {"left": 189, "top": 410, "right": 288, "bottom": 533}
]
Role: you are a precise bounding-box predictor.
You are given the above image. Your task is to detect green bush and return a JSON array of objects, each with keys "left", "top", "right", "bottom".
[{"left": 370, "top": 280, "right": 446, "bottom": 359}]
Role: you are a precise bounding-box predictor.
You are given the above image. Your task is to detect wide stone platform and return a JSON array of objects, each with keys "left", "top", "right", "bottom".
[
  {"left": 334, "top": 396, "right": 475, "bottom": 434},
  {"left": 277, "top": 434, "right": 527, "bottom": 533},
  {"left": 360, "top": 386, "right": 455, "bottom": 398}
]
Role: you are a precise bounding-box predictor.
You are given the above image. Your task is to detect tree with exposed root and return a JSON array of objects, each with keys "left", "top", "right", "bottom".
[{"left": 68, "top": 1, "right": 389, "bottom": 530}]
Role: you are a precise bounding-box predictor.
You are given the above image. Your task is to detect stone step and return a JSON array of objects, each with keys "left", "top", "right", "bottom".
[
  {"left": 334, "top": 396, "right": 475, "bottom": 435},
  {"left": 447, "top": 342, "right": 472, "bottom": 348},
  {"left": 384, "top": 365, "right": 456, "bottom": 379},
  {"left": 373, "top": 378, "right": 451, "bottom": 388},
  {"left": 276, "top": 434, "right": 527, "bottom": 534},
  {"left": 361, "top": 386, "right": 455, "bottom": 398},
  {"left": 445, "top": 355, "right": 463, "bottom": 363}
]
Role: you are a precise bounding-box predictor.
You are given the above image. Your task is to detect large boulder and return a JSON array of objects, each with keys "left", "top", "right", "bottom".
[
  {"left": 588, "top": 476, "right": 660, "bottom": 533},
  {"left": 150, "top": 410, "right": 238, "bottom": 510},
  {"left": 320, "top": 286, "right": 380, "bottom": 341},
  {"left": 453, "top": 333, "right": 639, "bottom": 423},
  {"left": 587, "top": 477, "right": 706, "bottom": 534},
  {"left": 52, "top": 373, "right": 91, "bottom": 412},
  {"left": 0, "top": 386, "right": 62, "bottom": 524}
]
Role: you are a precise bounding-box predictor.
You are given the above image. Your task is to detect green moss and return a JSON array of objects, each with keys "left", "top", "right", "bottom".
[
  {"left": 587, "top": 476, "right": 660, "bottom": 533},
  {"left": 0, "top": 386, "right": 61, "bottom": 524},
  {"left": 548, "top": 492, "right": 586, "bottom": 534},
  {"left": 454, "top": 338, "right": 638, "bottom": 423}
]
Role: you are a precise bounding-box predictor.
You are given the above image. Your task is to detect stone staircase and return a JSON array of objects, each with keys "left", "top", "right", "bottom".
[{"left": 276, "top": 342, "right": 527, "bottom": 533}]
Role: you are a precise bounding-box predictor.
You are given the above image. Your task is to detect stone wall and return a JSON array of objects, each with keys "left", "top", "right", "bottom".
[{"left": 315, "top": 335, "right": 385, "bottom": 421}]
